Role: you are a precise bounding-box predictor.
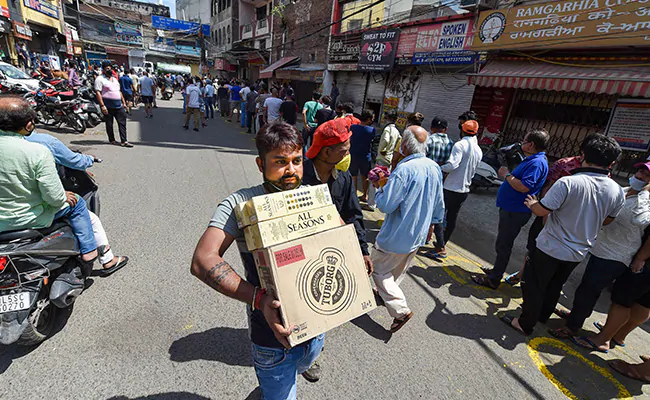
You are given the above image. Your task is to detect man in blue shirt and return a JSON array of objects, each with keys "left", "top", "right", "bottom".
[
  {"left": 118, "top": 73, "right": 134, "bottom": 114},
  {"left": 204, "top": 79, "right": 215, "bottom": 119},
  {"left": 229, "top": 81, "right": 242, "bottom": 123},
  {"left": 371, "top": 125, "right": 445, "bottom": 333},
  {"left": 25, "top": 131, "right": 129, "bottom": 275},
  {"left": 349, "top": 109, "right": 376, "bottom": 203},
  {"left": 473, "top": 128, "right": 550, "bottom": 289}
]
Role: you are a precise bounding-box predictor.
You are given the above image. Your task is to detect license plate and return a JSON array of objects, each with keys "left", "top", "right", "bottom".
[{"left": 0, "top": 292, "right": 30, "bottom": 313}]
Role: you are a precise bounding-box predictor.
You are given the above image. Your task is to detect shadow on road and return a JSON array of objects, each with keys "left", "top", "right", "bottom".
[
  {"left": 168, "top": 326, "right": 252, "bottom": 366},
  {"left": 350, "top": 314, "right": 391, "bottom": 343},
  {"left": 107, "top": 392, "right": 212, "bottom": 400},
  {"left": 244, "top": 387, "right": 262, "bottom": 400},
  {"left": 0, "top": 305, "right": 73, "bottom": 374}
]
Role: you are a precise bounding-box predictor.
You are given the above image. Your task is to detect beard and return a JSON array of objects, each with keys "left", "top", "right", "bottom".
[{"left": 264, "top": 173, "right": 302, "bottom": 192}]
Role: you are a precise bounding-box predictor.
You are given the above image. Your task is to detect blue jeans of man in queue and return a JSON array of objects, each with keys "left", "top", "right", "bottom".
[
  {"left": 53, "top": 195, "right": 96, "bottom": 254},
  {"left": 251, "top": 334, "right": 324, "bottom": 400},
  {"left": 241, "top": 101, "right": 247, "bottom": 127},
  {"left": 204, "top": 97, "right": 214, "bottom": 119},
  {"left": 182, "top": 92, "right": 187, "bottom": 113}
]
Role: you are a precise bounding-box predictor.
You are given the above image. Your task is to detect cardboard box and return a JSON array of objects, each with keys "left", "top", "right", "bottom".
[
  {"left": 243, "top": 204, "right": 341, "bottom": 251},
  {"left": 252, "top": 224, "right": 377, "bottom": 347},
  {"left": 234, "top": 184, "right": 333, "bottom": 228}
]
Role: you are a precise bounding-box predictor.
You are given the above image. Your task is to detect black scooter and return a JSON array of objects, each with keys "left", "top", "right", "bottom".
[{"left": 0, "top": 166, "right": 100, "bottom": 346}]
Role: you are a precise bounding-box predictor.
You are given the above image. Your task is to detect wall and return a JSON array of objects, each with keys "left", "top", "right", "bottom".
[
  {"left": 85, "top": 0, "right": 169, "bottom": 17},
  {"left": 340, "top": 0, "right": 384, "bottom": 33},
  {"left": 80, "top": 3, "right": 164, "bottom": 24},
  {"left": 176, "top": 0, "right": 211, "bottom": 24},
  {"left": 272, "top": 0, "right": 333, "bottom": 65}
]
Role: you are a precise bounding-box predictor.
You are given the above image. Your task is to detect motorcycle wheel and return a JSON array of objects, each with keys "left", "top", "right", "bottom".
[
  {"left": 40, "top": 112, "right": 59, "bottom": 127},
  {"left": 70, "top": 115, "right": 86, "bottom": 133},
  {"left": 17, "top": 294, "right": 58, "bottom": 346}
]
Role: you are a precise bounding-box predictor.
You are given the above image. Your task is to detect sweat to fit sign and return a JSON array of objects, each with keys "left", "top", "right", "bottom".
[{"left": 357, "top": 28, "right": 400, "bottom": 71}]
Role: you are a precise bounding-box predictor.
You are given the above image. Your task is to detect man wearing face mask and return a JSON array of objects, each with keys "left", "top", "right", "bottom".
[
  {"left": 549, "top": 162, "right": 650, "bottom": 339},
  {"left": 191, "top": 122, "right": 324, "bottom": 400},
  {"left": 95, "top": 61, "right": 132, "bottom": 147},
  {"left": 300, "top": 117, "right": 372, "bottom": 383}
]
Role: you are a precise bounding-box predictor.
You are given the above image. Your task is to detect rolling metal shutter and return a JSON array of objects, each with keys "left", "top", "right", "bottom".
[
  {"left": 416, "top": 68, "right": 476, "bottom": 140},
  {"left": 336, "top": 71, "right": 366, "bottom": 108}
]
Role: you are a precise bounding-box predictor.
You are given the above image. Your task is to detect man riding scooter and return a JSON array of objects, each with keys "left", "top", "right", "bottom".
[
  {"left": 0, "top": 96, "right": 128, "bottom": 276},
  {"left": 25, "top": 129, "right": 129, "bottom": 274}
]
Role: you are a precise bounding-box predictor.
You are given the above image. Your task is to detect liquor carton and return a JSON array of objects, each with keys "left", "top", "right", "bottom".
[
  {"left": 234, "top": 184, "right": 333, "bottom": 228},
  {"left": 252, "top": 224, "right": 377, "bottom": 347},
  {"left": 243, "top": 204, "right": 341, "bottom": 251}
]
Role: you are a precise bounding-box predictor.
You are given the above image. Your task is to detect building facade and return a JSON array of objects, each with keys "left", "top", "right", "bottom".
[{"left": 468, "top": 0, "right": 650, "bottom": 172}]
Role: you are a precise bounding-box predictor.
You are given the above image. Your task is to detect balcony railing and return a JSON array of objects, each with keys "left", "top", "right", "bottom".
[
  {"left": 254, "top": 17, "right": 270, "bottom": 37},
  {"left": 241, "top": 23, "right": 253, "bottom": 39}
]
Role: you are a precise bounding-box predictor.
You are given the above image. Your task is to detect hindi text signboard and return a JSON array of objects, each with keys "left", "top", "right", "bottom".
[{"left": 606, "top": 100, "right": 650, "bottom": 151}]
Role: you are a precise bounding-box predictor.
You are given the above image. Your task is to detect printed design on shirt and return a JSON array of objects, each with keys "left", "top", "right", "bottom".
[{"left": 297, "top": 248, "right": 357, "bottom": 315}]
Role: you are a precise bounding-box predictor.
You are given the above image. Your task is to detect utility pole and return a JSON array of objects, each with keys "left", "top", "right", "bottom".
[{"left": 199, "top": 26, "right": 207, "bottom": 75}]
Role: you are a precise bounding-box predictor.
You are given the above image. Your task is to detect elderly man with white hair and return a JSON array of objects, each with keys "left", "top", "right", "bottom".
[{"left": 370, "top": 125, "right": 445, "bottom": 333}]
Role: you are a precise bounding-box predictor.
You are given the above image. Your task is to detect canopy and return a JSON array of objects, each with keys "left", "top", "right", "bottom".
[
  {"left": 260, "top": 56, "right": 299, "bottom": 79},
  {"left": 468, "top": 61, "right": 650, "bottom": 98}
]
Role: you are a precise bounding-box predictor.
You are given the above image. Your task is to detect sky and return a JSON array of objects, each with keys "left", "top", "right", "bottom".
[{"left": 142, "top": 0, "right": 177, "bottom": 18}]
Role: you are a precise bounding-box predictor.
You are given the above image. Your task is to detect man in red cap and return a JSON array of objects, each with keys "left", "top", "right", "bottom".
[
  {"left": 432, "top": 118, "right": 482, "bottom": 257},
  {"left": 300, "top": 117, "right": 373, "bottom": 382}
]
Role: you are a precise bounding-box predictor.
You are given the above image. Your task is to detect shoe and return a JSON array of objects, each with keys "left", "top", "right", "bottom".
[
  {"left": 302, "top": 362, "right": 321, "bottom": 383},
  {"left": 183, "top": 125, "right": 189, "bottom": 130},
  {"left": 193, "top": 128, "right": 199, "bottom": 132}
]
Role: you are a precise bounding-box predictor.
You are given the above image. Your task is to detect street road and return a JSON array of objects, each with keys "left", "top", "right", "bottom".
[{"left": 1, "top": 96, "right": 649, "bottom": 400}]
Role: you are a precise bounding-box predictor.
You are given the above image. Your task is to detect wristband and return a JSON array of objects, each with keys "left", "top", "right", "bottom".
[{"left": 254, "top": 288, "right": 266, "bottom": 310}]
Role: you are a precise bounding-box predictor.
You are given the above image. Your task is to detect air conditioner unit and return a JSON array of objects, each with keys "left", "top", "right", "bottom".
[{"left": 459, "top": 0, "right": 493, "bottom": 10}]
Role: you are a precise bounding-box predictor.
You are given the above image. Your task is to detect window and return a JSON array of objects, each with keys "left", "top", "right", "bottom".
[
  {"left": 309, "top": 52, "right": 316, "bottom": 62},
  {"left": 347, "top": 19, "right": 362, "bottom": 31},
  {"left": 256, "top": 5, "right": 267, "bottom": 21},
  {"left": 226, "top": 0, "right": 230, "bottom": 8},
  {"left": 259, "top": 39, "right": 266, "bottom": 49},
  {"left": 227, "top": 25, "right": 231, "bottom": 43},
  {"left": 217, "top": 30, "right": 221, "bottom": 45}
]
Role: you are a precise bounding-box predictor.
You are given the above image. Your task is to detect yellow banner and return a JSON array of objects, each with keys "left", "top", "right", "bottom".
[{"left": 472, "top": 0, "right": 650, "bottom": 51}]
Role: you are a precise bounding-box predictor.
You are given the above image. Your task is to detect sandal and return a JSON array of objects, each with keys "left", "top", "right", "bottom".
[
  {"left": 640, "top": 355, "right": 650, "bottom": 362},
  {"left": 554, "top": 308, "right": 571, "bottom": 319},
  {"left": 390, "top": 312, "right": 414, "bottom": 333},
  {"left": 99, "top": 256, "right": 129, "bottom": 277},
  {"left": 500, "top": 314, "right": 528, "bottom": 336},
  {"left": 504, "top": 272, "right": 521, "bottom": 286},
  {"left": 121, "top": 142, "right": 134, "bottom": 148},
  {"left": 609, "top": 360, "right": 650, "bottom": 383},
  {"left": 110, "top": 141, "right": 121, "bottom": 146},
  {"left": 471, "top": 275, "right": 499, "bottom": 289},
  {"left": 593, "top": 321, "right": 626, "bottom": 347},
  {"left": 548, "top": 327, "right": 576, "bottom": 339},
  {"left": 571, "top": 336, "right": 609, "bottom": 353}
]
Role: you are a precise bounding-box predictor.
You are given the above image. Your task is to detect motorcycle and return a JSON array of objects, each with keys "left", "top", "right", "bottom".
[
  {"left": 161, "top": 85, "right": 173, "bottom": 100},
  {"left": 0, "top": 166, "right": 100, "bottom": 346},
  {"left": 32, "top": 91, "right": 87, "bottom": 134},
  {"left": 76, "top": 86, "right": 103, "bottom": 128},
  {"left": 472, "top": 136, "right": 526, "bottom": 192}
]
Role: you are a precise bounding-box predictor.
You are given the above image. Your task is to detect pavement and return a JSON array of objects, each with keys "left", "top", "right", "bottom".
[{"left": 1, "top": 96, "right": 649, "bottom": 400}]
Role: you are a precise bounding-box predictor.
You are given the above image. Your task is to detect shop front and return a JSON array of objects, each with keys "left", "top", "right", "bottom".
[
  {"left": 0, "top": 17, "right": 12, "bottom": 65},
  {"left": 470, "top": 0, "right": 650, "bottom": 171},
  {"left": 105, "top": 45, "right": 129, "bottom": 68},
  {"left": 327, "top": 30, "right": 365, "bottom": 108},
  {"left": 390, "top": 16, "right": 477, "bottom": 136},
  {"left": 276, "top": 66, "right": 324, "bottom": 107}
]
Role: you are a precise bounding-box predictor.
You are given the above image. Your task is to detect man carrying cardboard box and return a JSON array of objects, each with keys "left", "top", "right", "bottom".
[
  {"left": 371, "top": 125, "right": 446, "bottom": 333},
  {"left": 191, "top": 122, "right": 323, "bottom": 400}
]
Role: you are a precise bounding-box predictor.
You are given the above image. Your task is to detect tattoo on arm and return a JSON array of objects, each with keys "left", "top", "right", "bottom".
[{"left": 206, "top": 261, "right": 235, "bottom": 291}]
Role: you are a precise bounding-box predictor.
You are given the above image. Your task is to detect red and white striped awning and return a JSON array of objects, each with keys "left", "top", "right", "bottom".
[{"left": 468, "top": 61, "right": 650, "bottom": 98}]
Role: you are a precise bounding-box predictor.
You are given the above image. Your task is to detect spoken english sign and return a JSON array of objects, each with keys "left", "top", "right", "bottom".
[{"left": 357, "top": 28, "right": 400, "bottom": 72}]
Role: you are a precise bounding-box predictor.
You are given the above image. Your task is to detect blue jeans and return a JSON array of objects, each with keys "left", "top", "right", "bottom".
[
  {"left": 182, "top": 92, "right": 187, "bottom": 113},
  {"left": 204, "top": 97, "right": 214, "bottom": 118},
  {"left": 251, "top": 334, "right": 324, "bottom": 400},
  {"left": 53, "top": 196, "right": 97, "bottom": 254},
  {"left": 241, "top": 101, "right": 247, "bottom": 127}
]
